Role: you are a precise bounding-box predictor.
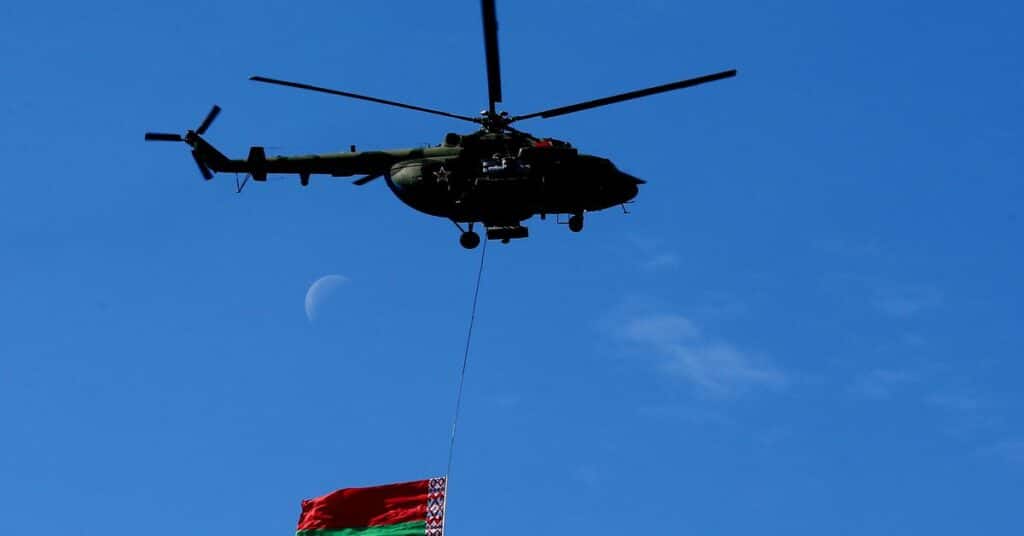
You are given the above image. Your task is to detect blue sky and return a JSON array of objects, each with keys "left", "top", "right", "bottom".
[{"left": 2, "top": 0, "right": 1022, "bottom": 534}]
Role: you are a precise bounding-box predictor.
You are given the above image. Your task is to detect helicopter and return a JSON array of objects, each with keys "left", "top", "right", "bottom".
[{"left": 144, "top": 0, "right": 736, "bottom": 249}]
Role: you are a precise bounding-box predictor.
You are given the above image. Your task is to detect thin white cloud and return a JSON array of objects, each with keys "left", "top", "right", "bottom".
[
  {"left": 636, "top": 405, "right": 732, "bottom": 425},
  {"left": 622, "top": 314, "right": 699, "bottom": 344},
  {"left": 573, "top": 465, "right": 603, "bottom": 488},
  {"left": 660, "top": 342, "right": 786, "bottom": 396},
  {"left": 818, "top": 274, "right": 943, "bottom": 319},
  {"left": 489, "top": 394, "right": 522, "bottom": 409},
  {"left": 622, "top": 236, "right": 680, "bottom": 272},
  {"left": 849, "top": 369, "right": 918, "bottom": 400},
  {"left": 620, "top": 313, "right": 785, "bottom": 397},
  {"left": 641, "top": 253, "right": 680, "bottom": 271},
  {"left": 813, "top": 238, "right": 882, "bottom": 258},
  {"left": 979, "top": 440, "right": 1024, "bottom": 464},
  {"left": 926, "top": 393, "right": 984, "bottom": 411},
  {"left": 872, "top": 286, "right": 943, "bottom": 318}
]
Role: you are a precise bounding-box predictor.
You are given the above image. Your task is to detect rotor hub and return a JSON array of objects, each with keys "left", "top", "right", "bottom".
[{"left": 479, "top": 110, "right": 512, "bottom": 132}]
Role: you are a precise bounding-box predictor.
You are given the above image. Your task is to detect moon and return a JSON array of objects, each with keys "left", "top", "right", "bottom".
[{"left": 304, "top": 274, "right": 349, "bottom": 322}]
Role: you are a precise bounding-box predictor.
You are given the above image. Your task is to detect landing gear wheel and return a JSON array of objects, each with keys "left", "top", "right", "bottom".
[
  {"left": 568, "top": 213, "right": 584, "bottom": 233},
  {"left": 459, "top": 231, "right": 481, "bottom": 249}
]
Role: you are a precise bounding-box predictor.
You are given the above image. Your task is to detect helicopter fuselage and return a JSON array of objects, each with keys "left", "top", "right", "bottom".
[
  {"left": 384, "top": 132, "right": 641, "bottom": 225},
  {"left": 162, "top": 124, "right": 643, "bottom": 246}
]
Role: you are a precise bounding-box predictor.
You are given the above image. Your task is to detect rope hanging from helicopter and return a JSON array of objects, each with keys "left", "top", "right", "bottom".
[{"left": 446, "top": 238, "right": 488, "bottom": 483}]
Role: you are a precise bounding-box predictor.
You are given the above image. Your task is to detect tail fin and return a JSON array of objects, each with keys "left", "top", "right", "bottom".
[{"left": 189, "top": 135, "right": 233, "bottom": 172}]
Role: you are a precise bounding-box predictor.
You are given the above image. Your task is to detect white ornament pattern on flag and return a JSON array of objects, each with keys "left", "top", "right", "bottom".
[{"left": 426, "top": 477, "right": 446, "bottom": 536}]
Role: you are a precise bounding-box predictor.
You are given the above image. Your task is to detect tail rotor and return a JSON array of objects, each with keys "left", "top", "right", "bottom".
[
  {"left": 144, "top": 105, "right": 222, "bottom": 180},
  {"left": 143, "top": 132, "right": 184, "bottom": 142},
  {"left": 190, "top": 150, "right": 214, "bottom": 180},
  {"left": 194, "top": 105, "right": 221, "bottom": 136}
]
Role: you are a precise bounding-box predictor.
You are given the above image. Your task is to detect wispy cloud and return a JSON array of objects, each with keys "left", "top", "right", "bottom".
[
  {"left": 622, "top": 236, "right": 681, "bottom": 272},
  {"left": 979, "top": 440, "right": 1024, "bottom": 464},
  {"left": 872, "top": 286, "right": 943, "bottom": 318},
  {"left": 641, "top": 253, "right": 680, "bottom": 271},
  {"left": 818, "top": 273, "right": 943, "bottom": 319},
  {"left": 572, "top": 465, "right": 604, "bottom": 488},
  {"left": 813, "top": 238, "right": 882, "bottom": 258},
  {"left": 926, "top": 393, "right": 985, "bottom": 412},
  {"left": 925, "top": 391, "right": 1005, "bottom": 438},
  {"left": 489, "top": 393, "right": 522, "bottom": 409},
  {"left": 849, "top": 369, "right": 918, "bottom": 400},
  {"left": 636, "top": 405, "right": 732, "bottom": 425},
  {"left": 619, "top": 313, "right": 786, "bottom": 397},
  {"left": 660, "top": 342, "right": 786, "bottom": 395},
  {"left": 622, "top": 314, "right": 699, "bottom": 344}
]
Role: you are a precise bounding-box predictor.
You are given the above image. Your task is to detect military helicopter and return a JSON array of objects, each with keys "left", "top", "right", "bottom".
[{"left": 144, "top": 0, "right": 735, "bottom": 249}]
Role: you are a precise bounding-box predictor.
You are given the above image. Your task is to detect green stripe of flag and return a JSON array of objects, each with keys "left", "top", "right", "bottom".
[{"left": 297, "top": 520, "right": 427, "bottom": 536}]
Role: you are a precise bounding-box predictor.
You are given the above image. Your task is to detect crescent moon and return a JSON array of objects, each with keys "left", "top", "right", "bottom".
[{"left": 304, "top": 274, "right": 349, "bottom": 322}]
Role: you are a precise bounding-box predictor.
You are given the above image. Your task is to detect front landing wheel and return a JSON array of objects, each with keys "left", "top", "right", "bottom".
[
  {"left": 459, "top": 231, "right": 481, "bottom": 249},
  {"left": 568, "top": 213, "right": 584, "bottom": 233}
]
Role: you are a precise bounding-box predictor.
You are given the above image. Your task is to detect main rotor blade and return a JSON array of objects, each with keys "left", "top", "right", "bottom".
[
  {"left": 144, "top": 132, "right": 184, "bottom": 141},
  {"left": 511, "top": 69, "right": 737, "bottom": 121},
  {"left": 352, "top": 172, "right": 384, "bottom": 186},
  {"left": 195, "top": 105, "right": 221, "bottom": 135},
  {"left": 250, "top": 76, "right": 480, "bottom": 123},
  {"left": 480, "top": 0, "right": 502, "bottom": 112}
]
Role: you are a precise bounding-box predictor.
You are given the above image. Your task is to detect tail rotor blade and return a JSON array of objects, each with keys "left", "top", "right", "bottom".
[
  {"left": 191, "top": 150, "right": 214, "bottom": 180},
  {"left": 195, "top": 105, "right": 221, "bottom": 135},
  {"left": 144, "top": 132, "right": 184, "bottom": 141}
]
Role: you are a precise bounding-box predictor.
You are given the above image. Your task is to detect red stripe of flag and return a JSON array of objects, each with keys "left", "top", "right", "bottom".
[{"left": 297, "top": 479, "right": 433, "bottom": 531}]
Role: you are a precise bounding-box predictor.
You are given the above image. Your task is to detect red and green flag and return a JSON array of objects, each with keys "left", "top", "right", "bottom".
[{"left": 296, "top": 477, "right": 446, "bottom": 536}]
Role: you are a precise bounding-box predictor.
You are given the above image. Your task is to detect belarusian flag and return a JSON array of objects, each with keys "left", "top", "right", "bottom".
[{"left": 296, "top": 477, "right": 446, "bottom": 536}]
